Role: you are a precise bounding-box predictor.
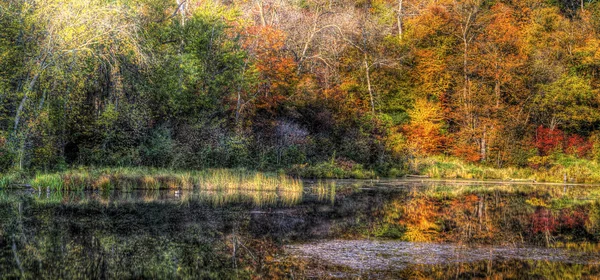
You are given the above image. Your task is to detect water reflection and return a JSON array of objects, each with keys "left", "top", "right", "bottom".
[{"left": 1, "top": 180, "right": 600, "bottom": 278}]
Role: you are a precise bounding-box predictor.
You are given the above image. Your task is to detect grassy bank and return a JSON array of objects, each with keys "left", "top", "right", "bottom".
[
  {"left": 288, "top": 153, "right": 600, "bottom": 183},
  {"left": 413, "top": 155, "right": 600, "bottom": 183},
  {"left": 0, "top": 168, "right": 302, "bottom": 192},
  {"left": 2, "top": 153, "right": 600, "bottom": 190}
]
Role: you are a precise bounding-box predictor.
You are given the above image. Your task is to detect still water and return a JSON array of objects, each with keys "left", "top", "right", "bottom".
[{"left": 1, "top": 179, "right": 600, "bottom": 279}]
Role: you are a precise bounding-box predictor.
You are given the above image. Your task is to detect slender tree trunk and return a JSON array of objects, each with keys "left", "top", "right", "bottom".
[
  {"left": 481, "top": 127, "right": 486, "bottom": 161},
  {"left": 478, "top": 196, "right": 483, "bottom": 230},
  {"left": 461, "top": 10, "right": 475, "bottom": 132},
  {"left": 463, "top": 37, "right": 469, "bottom": 115},
  {"left": 397, "top": 0, "right": 403, "bottom": 39},
  {"left": 298, "top": 17, "right": 319, "bottom": 74},
  {"left": 14, "top": 95, "right": 28, "bottom": 132},
  {"left": 14, "top": 73, "right": 40, "bottom": 131},
  {"left": 12, "top": 238, "right": 24, "bottom": 276},
  {"left": 495, "top": 57, "right": 500, "bottom": 108},
  {"left": 495, "top": 81, "right": 500, "bottom": 108},
  {"left": 13, "top": 72, "right": 42, "bottom": 170},
  {"left": 256, "top": 0, "right": 267, "bottom": 27},
  {"left": 176, "top": 0, "right": 186, "bottom": 26},
  {"left": 364, "top": 53, "right": 375, "bottom": 114},
  {"left": 235, "top": 61, "right": 248, "bottom": 127},
  {"left": 176, "top": 0, "right": 186, "bottom": 94}
]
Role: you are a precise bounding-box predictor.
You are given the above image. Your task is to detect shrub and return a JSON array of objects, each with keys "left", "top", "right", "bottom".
[
  {"left": 0, "top": 145, "right": 14, "bottom": 173},
  {"left": 140, "top": 126, "right": 174, "bottom": 167},
  {"left": 535, "top": 126, "right": 564, "bottom": 156}
]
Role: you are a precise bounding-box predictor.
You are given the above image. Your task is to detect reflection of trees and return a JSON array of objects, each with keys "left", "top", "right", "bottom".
[
  {"left": 0, "top": 197, "right": 293, "bottom": 278},
  {"left": 2, "top": 183, "right": 600, "bottom": 277},
  {"left": 401, "top": 194, "right": 439, "bottom": 242},
  {"left": 394, "top": 259, "right": 600, "bottom": 279},
  {"left": 0, "top": 187, "right": 354, "bottom": 278},
  {"left": 376, "top": 185, "right": 600, "bottom": 246}
]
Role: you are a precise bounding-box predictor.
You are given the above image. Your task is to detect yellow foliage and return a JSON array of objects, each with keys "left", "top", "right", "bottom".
[{"left": 404, "top": 99, "right": 446, "bottom": 156}]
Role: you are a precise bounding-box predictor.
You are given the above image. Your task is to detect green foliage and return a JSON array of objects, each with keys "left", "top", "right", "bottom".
[
  {"left": 1, "top": 0, "right": 600, "bottom": 178},
  {"left": 140, "top": 126, "right": 174, "bottom": 168},
  {"left": 373, "top": 223, "right": 405, "bottom": 239},
  {"left": 0, "top": 145, "right": 14, "bottom": 173},
  {"left": 535, "top": 75, "right": 600, "bottom": 130},
  {"left": 289, "top": 160, "right": 377, "bottom": 179}
]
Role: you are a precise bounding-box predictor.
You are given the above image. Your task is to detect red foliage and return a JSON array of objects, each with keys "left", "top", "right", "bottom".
[
  {"left": 533, "top": 126, "right": 592, "bottom": 157},
  {"left": 534, "top": 126, "right": 564, "bottom": 156},
  {"left": 559, "top": 208, "right": 588, "bottom": 229},
  {"left": 531, "top": 208, "right": 557, "bottom": 234},
  {"left": 565, "top": 134, "right": 592, "bottom": 157}
]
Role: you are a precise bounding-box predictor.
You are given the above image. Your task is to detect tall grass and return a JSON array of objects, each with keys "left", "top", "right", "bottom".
[
  {"left": 31, "top": 174, "right": 64, "bottom": 191},
  {"left": 0, "top": 171, "right": 27, "bottom": 189},
  {"left": 197, "top": 169, "right": 302, "bottom": 192},
  {"left": 4, "top": 167, "right": 303, "bottom": 192}
]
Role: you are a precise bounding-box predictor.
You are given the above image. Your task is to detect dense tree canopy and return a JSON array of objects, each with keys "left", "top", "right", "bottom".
[{"left": 1, "top": 0, "right": 600, "bottom": 174}]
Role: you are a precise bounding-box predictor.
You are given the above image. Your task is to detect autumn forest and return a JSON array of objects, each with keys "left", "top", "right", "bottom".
[{"left": 2, "top": 0, "right": 600, "bottom": 179}]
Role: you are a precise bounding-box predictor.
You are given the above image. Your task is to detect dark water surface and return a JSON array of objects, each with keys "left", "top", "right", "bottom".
[{"left": 1, "top": 179, "right": 600, "bottom": 279}]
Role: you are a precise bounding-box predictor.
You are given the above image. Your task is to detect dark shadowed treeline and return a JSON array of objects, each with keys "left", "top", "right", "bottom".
[{"left": 1, "top": 0, "right": 600, "bottom": 175}]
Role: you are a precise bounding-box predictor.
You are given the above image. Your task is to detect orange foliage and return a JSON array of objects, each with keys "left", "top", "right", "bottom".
[
  {"left": 401, "top": 195, "right": 439, "bottom": 241},
  {"left": 452, "top": 142, "right": 481, "bottom": 163},
  {"left": 477, "top": 3, "right": 525, "bottom": 99},
  {"left": 243, "top": 26, "right": 297, "bottom": 112}
]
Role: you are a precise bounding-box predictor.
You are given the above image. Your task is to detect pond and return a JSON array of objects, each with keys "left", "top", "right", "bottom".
[{"left": 1, "top": 179, "right": 600, "bottom": 279}]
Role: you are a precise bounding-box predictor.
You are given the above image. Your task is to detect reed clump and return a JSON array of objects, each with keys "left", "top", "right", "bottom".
[
  {"left": 31, "top": 174, "right": 64, "bottom": 191},
  {"left": 94, "top": 175, "right": 113, "bottom": 190},
  {"left": 197, "top": 169, "right": 302, "bottom": 192},
  {"left": 0, "top": 172, "right": 24, "bottom": 189},
  {"left": 4, "top": 167, "right": 303, "bottom": 192}
]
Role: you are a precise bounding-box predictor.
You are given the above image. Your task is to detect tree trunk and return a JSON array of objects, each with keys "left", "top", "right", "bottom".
[
  {"left": 364, "top": 53, "right": 375, "bottom": 114},
  {"left": 495, "top": 80, "right": 500, "bottom": 108},
  {"left": 463, "top": 37, "right": 469, "bottom": 115},
  {"left": 495, "top": 57, "right": 500, "bottom": 108},
  {"left": 14, "top": 73, "right": 40, "bottom": 131},
  {"left": 478, "top": 196, "right": 484, "bottom": 230},
  {"left": 256, "top": 0, "right": 267, "bottom": 27},
  {"left": 176, "top": 0, "right": 186, "bottom": 26},
  {"left": 397, "top": 0, "right": 403, "bottom": 39},
  {"left": 481, "top": 127, "right": 486, "bottom": 161}
]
